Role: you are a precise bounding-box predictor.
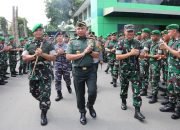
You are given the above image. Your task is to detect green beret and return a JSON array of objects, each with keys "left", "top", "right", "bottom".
[
  {"left": 166, "top": 24, "right": 179, "bottom": 30},
  {"left": 9, "top": 36, "right": 14, "bottom": 41},
  {"left": 43, "top": 32, "right": 48, "bottom": 36},
  {"left": 142, "top": 28, "right": 151, "bottom": 34},
  {"left": 0, "top": 36, "right": 5, "bottom": 41},
  {"left": 136, "top": 31, "right": 142, "bottom": 35},
  {"left": 151, "top": 30, "right": 161, "bottom": 35},
  {"left": 19, "top": 38, "right": 24, "bottom": 42},
  {"left": 76, "top": 21, "right": 87, "bottom": 27},
  {"left": 111, "top": 32, "right": 117, "bottom": 35},
  {"left": 161, "top": 30, "right": 168, "bottom": 35},
  {"left": 32, "top": 23, "right": 43, "bottom": 33}
]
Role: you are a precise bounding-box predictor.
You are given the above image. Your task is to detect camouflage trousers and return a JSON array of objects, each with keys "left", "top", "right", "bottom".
[
  {"left": 0, "top": 63, "right": 4, "bottom": 81},
  {"left": 29, "top": 79, "right": 51, "bottom": 110},
  {"left": 119, "top": 69, "right": 142, "bottom": 107},
  {"left": 112, "top": 61, "right": 119, "bottom": 84},
  {"left": 140, "top": 59, "right": 149, "bottom": 90},
  {"left": 55, "top": 67, "right": 71, "bottom": 91},
  {"left": 19, "top": 59, "right": 27, "bottom": 73},
  {"left": 161, "top": 60, "right": 168, "bottom": 85},
  {"left": 149, "top": 62, "right": 160, "bottom": 96},
  {"left": 167, "top": 72, "right": 180, "bottom": 110},
  {"left": 9, "top": 55, "right": 17, "bottom": 73}
]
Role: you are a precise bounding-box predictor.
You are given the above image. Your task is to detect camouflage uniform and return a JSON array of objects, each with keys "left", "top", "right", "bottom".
[
  {"left": 106, "top": 40, "right": 118, "bottom": 84},
  {"left": 167, "top": 38, "right": 180, "bottom": 115},
  {"left": 18, "top": 44, "right": 27, "bottom": 74},
  {"left": 8, "top": 42, "right": 17, "bottom": 75},
  {"left": 54, "top": 43, "right": 71, "bottom": 91},
  {"left": 139, "top": 39, "right": 150, "bottom": 93},
  {"left": 0, "top": 44, "right": 4, "bottom": 82},
  {"left": 117, "top": 38, "right": 142, "bottom": 108},
  {"left": 23, "top": 39, "right": 55, "bottom": 111},
  {"left": 148, "top": 40, "right": 161, "bottom": 97}
]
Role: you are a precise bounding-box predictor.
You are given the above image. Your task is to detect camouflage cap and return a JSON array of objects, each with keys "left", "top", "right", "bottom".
[
  {"left": 76, "top": 21, "right": 87, "bottom": 27},
  {"left": 124, "top": 24, "right": 135, "bottom": 31},
  {"left": 166, "top": 24, "right": 179, "bottom": 30},
  {"left": 32, "top": 23, "right": 43, "bottom": 33}
]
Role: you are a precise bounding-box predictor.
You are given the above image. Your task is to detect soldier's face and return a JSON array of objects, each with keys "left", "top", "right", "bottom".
[
  {"left": 151, "top": 35, "right": 160, "bottom": 41},
  {"left": 168, "top": 29, "right": 176, "bottom": 38},
  {"left": 76, "top": 26, "right": 87, "bottom": 37},
  {"left": 111, "top": 35, "right": 117, "bottom": 40},
  {"left": 56, "top": 35, "right": 64, "bottom": 43},
  {"left": 162, "top": 34, "right": 170, "bottom": 42},
  {"left": 33, "top": 28, "right": 43, "bottom": 39},
  {"left": 141, "top": 32, "right": 149, "bottom": 39},
  {"left": 124, "top": 30, "right": 134, "bottom": 39}
]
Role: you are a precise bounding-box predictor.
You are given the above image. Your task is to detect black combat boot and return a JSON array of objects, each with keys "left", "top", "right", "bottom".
[
  {"left": 23, "top": 68, "right": 28, "bottom": 74},
  {"left": 41, "top": 110, "right": 48, "bottom": 126},
  {"left": 55, "top": 90, "right": 63, "bottom": 101},
  {"left": 121, "top": 99, "right": 127, "bottom": 110},
  {"left": 113, "top": 79, "right": 117, "bottom": 87},
  {"left": 80, "top": 113, "right": 87, "bottom": 125},
  {"left": 159, "top": 103, "right": 175, "bottom": 112},
  {"left": 171, "top": 109, "right": 180, "bottom": 120},
  {"left": 161, "top": 99, "right": 169, "bottom": 105},
  {"left": 19, "top": 69, "right": 23, "bottom": 75},
  {"left": 87, "top": 102, "right": 96, "bottom": 118},
  {"left": 140, "top": 89, "right": 147, "bottom": 96},
  {"left": 67, "top": 86, "right": 72, "bottom": 94},
  {"left": 149, "top": 95, "right": 157, "bottom": 104},
  {"left": 11, "top": 72, "right": 16, "bottom": 77},
  {"left": 0, "top": 80, "right": 6, "bottom": 85},
  {"left": 134, "top": 107, "right": 145, "bottom": 121}
]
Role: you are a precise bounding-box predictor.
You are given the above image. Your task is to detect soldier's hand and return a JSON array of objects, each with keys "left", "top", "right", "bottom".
[
  {"left": 84, "top": 45, "right": 92, "bottom": 54},
  {"left": 159, "top": 43, "right": 167, "bottom": 50},
  {"left": 35, "top": 48, "right": 42, "bottom": 56},
  {"left": 57, "top": 48, "right": 64, "bottom": 55},
  {"left": 130, "top": 48, "right": 140, "bottom": 56}
]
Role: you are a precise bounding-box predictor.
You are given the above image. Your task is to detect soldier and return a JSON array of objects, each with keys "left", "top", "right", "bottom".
[
  {"left": 18, "top": 38, "right": 27, "bottom": 75},
  {"left": 139, "top": 28, "right": 151, "bottom": 96},
  {"left": 160, "top": 30, "right": 171, "bottom": 105},
  {"left": 145, "top": 30, "right": 163, "bottom": 103},
  {"left": 104, "top": 34, "right": 111, "bottom": 72},
  {"left": 135, "top": 32, "right": 142, "bottom": 41},
  {"left": 22, "top": 24, "right": 56, "bottom": 125},
  {"left": 159, "top": 24, "right": 180, "bottom": 120},
  {"left": 54, "top": 32, "right": 72, "bottom": 101},
  {"left": 0, "top": 37, "right": 8, "bottom": 85},
  {"left": 66, "top": 21, "right": 99, "bottom": 125},
  {"left": 8, "top": 36, "right": 18, "bottom": 77},
  {"left": 116, "top": 24, "right": 145, "bottom": 121},
  {"left": 105, "top": 32, "right": 118, "bottom": 85},
  {"left": 0, "top": 37, "right": 9, "bottom": 80}
]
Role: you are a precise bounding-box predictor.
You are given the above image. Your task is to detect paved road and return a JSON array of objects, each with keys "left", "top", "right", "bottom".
[{"left": 0, "top": 64, "right": 179, "bottom": 130}]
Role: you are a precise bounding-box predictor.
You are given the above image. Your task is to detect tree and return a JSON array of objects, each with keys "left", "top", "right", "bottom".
[
  {"left": 45, "top": 0, "right": 84, "bottom": 28},
  {"left": 0, "top": 17, "right": 8, "bottom": 36}
]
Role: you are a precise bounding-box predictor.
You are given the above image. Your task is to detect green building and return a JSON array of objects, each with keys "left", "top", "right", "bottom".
[{"left": 73, "top": 0, "right": 180, "bottom": 36}]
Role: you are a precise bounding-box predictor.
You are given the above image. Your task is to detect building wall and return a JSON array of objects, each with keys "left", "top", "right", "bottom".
[{"left": 91, "top": 0, "right": 180, "bottom": 36}]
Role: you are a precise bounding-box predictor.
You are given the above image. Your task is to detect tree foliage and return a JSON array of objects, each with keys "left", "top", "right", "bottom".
[
  {"left": 45, "top": 0, "right": 84, "bottom": 29},
  {"left": 0, "top": 17, "right": 8, "bottom": 36}
]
